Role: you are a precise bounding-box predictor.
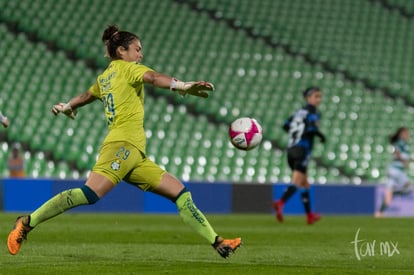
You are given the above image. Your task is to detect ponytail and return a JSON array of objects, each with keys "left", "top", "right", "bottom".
[{"left": 102, "top": 25, "right": 139, "bottom": 58}]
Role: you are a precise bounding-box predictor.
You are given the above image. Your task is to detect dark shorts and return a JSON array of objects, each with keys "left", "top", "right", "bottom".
[{"left": 287, "top": 146, "right": 310, "bottom": 173}]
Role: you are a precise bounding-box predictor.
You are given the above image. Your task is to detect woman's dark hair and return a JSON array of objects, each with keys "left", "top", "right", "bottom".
[
  {"left": 102, "top": 25, "right": 139, "bottom": 58},
  {"left": 303, "top": 87, "right": 321, "bottom": 98},
  {"left": 389, "top": 127, "right": 408, "bottom": 144}
]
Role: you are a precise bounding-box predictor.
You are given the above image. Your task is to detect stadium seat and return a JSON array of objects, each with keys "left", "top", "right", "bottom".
[{"left": 0, "top": 0, "right": 412, "bottom": 184}]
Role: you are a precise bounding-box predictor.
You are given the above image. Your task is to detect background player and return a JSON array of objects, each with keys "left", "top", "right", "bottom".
[
  {"left": 272, "top": 87, "right": 325, "bottom": 224},
  {"left": 7, "top": 25, "right": 241, "bottom": 258},
  {"left": 375, "top": 127, "right": 412, "bottom": 217}
]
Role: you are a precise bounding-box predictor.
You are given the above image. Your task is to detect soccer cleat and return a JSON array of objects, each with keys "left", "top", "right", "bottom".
[
  {"left": 213, "top": 236, "right": 242, "bottom": 258},
  {"left": 1, "top": 117, "right": 9, "bottom": 128},
  {"left": 7, "top": 216, "right": 33, "bottom": 255},
  {"left": 307, "top": 212, "right": 321, "bottom": 225},
  {"left": 272, "top": 200, "right": 284, "bottom": 222}
]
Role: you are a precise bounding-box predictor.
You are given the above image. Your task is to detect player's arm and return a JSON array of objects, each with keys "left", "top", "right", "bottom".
[
  {"left": 282, "top": 117, "right": 292, "bottom": 132},
  {"left": 308, "top": 114, "right": 326, "bottom": 143},
  {"left": 69, "top": 90, "right": 97, "bottom": 109},
  {"left": 143, "top": 71, "right": 214, "bottom": 98},
  {"left": 314, "top": 130, "right": 326, "bottom": 143},
  {"left": 308, "top": 126, "right": 326, "bottom": 143},
  {"left": 52, "top": 90, "right": 98, "bottom": 119}
]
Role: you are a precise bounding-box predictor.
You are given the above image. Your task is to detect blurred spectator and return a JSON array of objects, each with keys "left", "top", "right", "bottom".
[
  {"left": 8, "top": 143, "right": 25, "bottom": 178},
  {"left": 0, "top": 111, "right": 9, "bottom": 128}
]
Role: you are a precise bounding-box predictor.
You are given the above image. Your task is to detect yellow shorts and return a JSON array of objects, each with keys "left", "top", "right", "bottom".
[{"left": 92, "top": 141, "right": 166, "bottom": 191}]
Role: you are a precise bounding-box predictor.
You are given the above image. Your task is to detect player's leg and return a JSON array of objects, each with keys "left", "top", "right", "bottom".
[
  {"left": 152, "top": 173, "right": 218, "bottom": 242},
  {"left": 126, "top": 158, "right": 241, "bottom": 258},
  {"left": 299, "top": 176, "right": 320, "bottom": 224},
  {"left": 393, "top": 171, "right": 411, "bottom": 195},
  {"left": 153, "top": 172, "right": 241, "bottom": 258},
  {"left": 376, "top": 168, "right": 399, "bottom": 217},
  {"left": 7, "top": 172, "right": 110, "bottom": 255},
  {"left": 7, "top": 142, "right": 130, "bottom": 255},
  {"left": 26, "top": 141, "right": 131, "bottom": 228},
  {"left": 272, "top": 170, "right": 305, "bottom": 222},
  {"left": 286, "top": 169, "right": 322, "bottom": 225},
  {"left": 273, "top": 147, "right": 305, "bottom": 222},
  {"left": 376, "top": 187, "right": 393, "bottom": 218},
  {"left": 281, "top": 170, "right": 303, "bottom": 203},
  {"left": 0, "top": 111, "right": 9, "bottom": 128},
  {"left": 289, "top": 151, "right": 321, "bottom": 224},
  {"left": 30, "top": 172, "right": 112, "bottom": 227}
]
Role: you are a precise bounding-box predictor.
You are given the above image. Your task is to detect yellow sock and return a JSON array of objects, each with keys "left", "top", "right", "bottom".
[
  {"left": 176, "top": 191, "right": 218, "bottom": 244},
  {"left": 29, "top": 188, "right": 89, "bottom": 227}
]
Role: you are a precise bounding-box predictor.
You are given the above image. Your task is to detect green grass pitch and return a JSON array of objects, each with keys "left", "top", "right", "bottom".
[{"left": 0, "top": 213, "right": 413, "bottom": 274}]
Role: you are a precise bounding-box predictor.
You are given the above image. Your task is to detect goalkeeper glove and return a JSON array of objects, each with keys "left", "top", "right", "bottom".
[
  {"left": 52, "top": 102, "right": 77, "bottom": 119},
  {"left": 170, "top": 78, "right": 214, "bottom": 98}
]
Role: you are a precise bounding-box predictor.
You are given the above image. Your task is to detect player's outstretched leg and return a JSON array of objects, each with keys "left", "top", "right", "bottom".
[
  {"left": 7, "top": 186, "right": 99, "bottom": 255},
  {"left": 175, "top": 189, "right": 242, "bottom": 258},
  {"left": 7, "top": 216, "right": 33, "bottom": 255}
]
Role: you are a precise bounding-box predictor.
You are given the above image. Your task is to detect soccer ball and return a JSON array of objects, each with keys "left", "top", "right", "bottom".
[{"left": 229, "top": 117, "right": 263, "bottom": 150}]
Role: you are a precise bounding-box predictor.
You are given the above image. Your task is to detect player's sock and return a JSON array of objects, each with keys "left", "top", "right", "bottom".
[
  {"left": 280, "top": 185, "right": 297, "bottom": 204},
  {"left": 29, "top": 186, "right": 99, "bottom": 227},
  {"left": 300, "top": 188, "right": 311, "bottom": 214},
  {"left": 175, "top": 189, "right": 217, "bottom": 244}
]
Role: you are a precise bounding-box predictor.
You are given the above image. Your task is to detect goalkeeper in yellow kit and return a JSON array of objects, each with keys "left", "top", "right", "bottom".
[{"left": 7, "top": 25, "right": 241, "bottom": 258}]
